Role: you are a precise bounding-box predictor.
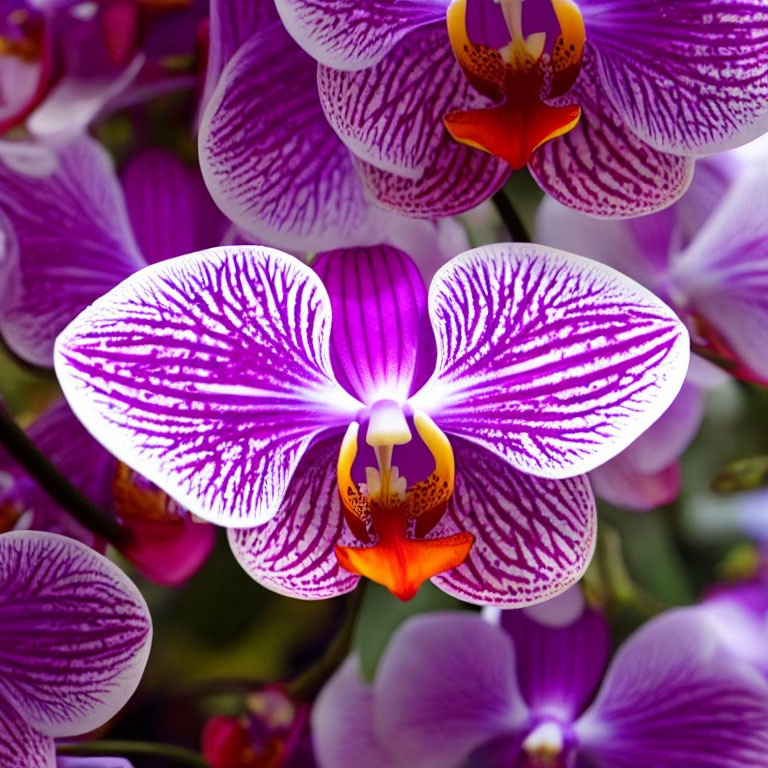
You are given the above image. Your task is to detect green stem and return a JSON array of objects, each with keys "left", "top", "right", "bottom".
[
  {"left": 690, "top": 342, "right": 737, "bottom": 373},
  {"left": 0, "top": 403, "right": 127, "bottom": 546},
  {"left": 57, "top": 741, "right": 210, "bottom": 767},
  {"left": 492, "top": 188, "right": 532, "bottom": 243},
  {"left": 288, "top": 580, "right": 368, "bottom": 701}
]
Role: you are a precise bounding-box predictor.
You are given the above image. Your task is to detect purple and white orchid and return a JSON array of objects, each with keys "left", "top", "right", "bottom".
[
  {"left": 0, "top": 137, "right": 225, "bottom": 582},
  {"left": 197, "top": 0, "right": 510, "bottom": 252},
  {"left": 538, "top": 153, "right": 768, "bottom": 508},
  {"left": 0, "top": 530, "right": 152, "bottom": 768},
  {"left": 273, "top": 0, "right": 768, "bottom": 218},
  {"left": 312, "top": 592, "right": 768, "bottom": 768},
  {"left": 54, "top": 241, "right": 688, "bottom": 604}
]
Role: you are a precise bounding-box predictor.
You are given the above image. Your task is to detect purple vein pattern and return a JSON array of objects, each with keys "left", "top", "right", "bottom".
[
  {"left": 0, "top": 531, "right": 151, "bottom": 746},
  {"left": 431, "top": 438, "right": 596, "bottom": 606},
  {"left": 229, "top": 434, "right": 359, "bottom": 600},
  {"left": 314, "top": 245, "right": 435, "bottom": 404},
  {"left": 530, "top": 55, "right": 695, "bottom": 218},
  {"left": 413, "top": 244, "right": 690, "bottom": 478},
  {"left": 317, "top": 23, "right": 489, "bottom": 178},
  {"left": 275, "top": 0, "right": 449, "bottom": 70},
  {"left": 199, "top": 23, "right": 379, "bottom": 252},
  {"left": 581, "top": 0, "right": 768, "bottom": 153},
  {"left": 54, "top": 247, "right": 361, "bottom": 527}
]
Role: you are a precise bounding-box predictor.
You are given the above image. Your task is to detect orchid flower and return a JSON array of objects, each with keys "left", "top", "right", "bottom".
[
  {"left": 537, "top": 154, "right": 768, "bottom": 508},
  {"left": 197, "top": 0, "right": 510, "bottom": 252},
  {"left": 0, "top": 137, "right": 226, "bottom": 582},
  {"left": 54, "top": 241, "right": 687, "bottom": 604},
  {"left": 0, "top": 0, "right": 203, "bottom": 139},
  {"left": 312, "top": 592, "right": 768, "bottom": 768},
  {"left": 273, "top": 0, "right": 768, "bottom": 219},
  {"left": 0, "top": 530, "right": 152, "bottom": 768}
]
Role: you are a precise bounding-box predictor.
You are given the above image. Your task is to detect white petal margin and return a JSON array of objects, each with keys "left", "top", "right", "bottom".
[
  {"left": 54, "top": 246, "right": 363, "bottom": 527},
  {"left": 410, "top": 244, "right": 690, "bottom": 479},
  {"left": 229, "top": 434, "right": 360, "bottom": 600},
  {"left": 0, "top": 531, "right": 151, "bottom": 738},
  {"left": 275, "top": 0, "right": 449, "bottom": 71}
]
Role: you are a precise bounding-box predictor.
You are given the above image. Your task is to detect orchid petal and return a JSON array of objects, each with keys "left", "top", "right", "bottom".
[
  {"left": 353, "top": 143, "right": 509, "bottom": 219},
  {"left": 201, "top": 0, "right": 280, "bottom": 109},
  {"left": 500, "top": 597, "right": 610, "bottom": 719},
  {"left": 0, "top": 693, "right": 53, "bottom": 768},
  {"left": 317, "top": 22, "right": 490, "bottom": 178},
  {"left": 312, "top": 659, "right": 392, "bottom": 768},
  {"left": 275, "top": 0, "right": 449, "bottom": 71},
  {"left": 229, "top": 434, "right": 360, "bottom": 600},
  {"left": 580, "top": 0, "right": 768, "bottom": 155},
  {"left": 120, "top": 149, "right": 227, "bottom": 265},
  {"left": 619, "top": 382, "right": 704, "bottom": 475},
  {"left": 373, "top": 612, "right": 527, "bottom": 768},
  {"left": 313, "top": 245, "right": 435, "bottom": 404},
  {"left": 0, "top": 531, "right": 151, "bottom": 738},
  {"left": 674, "top": 166, "right": 768, "bottom": 383},
  {"left": 577, "top": 608, "right": 768, "bottom": 768},
  {"left": 199, "top": 23, "right": 387, "bottom": 252},
  {"left": 530, "top": 54, "right": 694, "bottom": 218},
  {"left": 0, "top": 137, "right": 144, "bottom": 367},
  {"left": 56, "top": 759, "right": 133, "bottom": 768},
  {"left": 589, "top": 459, "right": 680, "bottom": 511},
  {"left": 430, "top": 438, "right": 596, "bottom": 607},
  {"left": 411, "top": 244, "right": 690, "bottom": 478},
  {"left": 54, "top": 246, "right": 361, "bottom": 527}
]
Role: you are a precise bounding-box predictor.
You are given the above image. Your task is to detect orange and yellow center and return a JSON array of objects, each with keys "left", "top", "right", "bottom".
[
  {"left": 445, "top": 0, "right": 586, "bottom": 169},
  {"left": 335, "top": 400, "right": 473, "bottom": 601},
  {"left": 113, "top": 461, "right": 183, "bottom": 524}
]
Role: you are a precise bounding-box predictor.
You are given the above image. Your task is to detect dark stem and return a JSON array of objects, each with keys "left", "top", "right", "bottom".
[
  {"left": 0, "top": 403, "right": 127, "bottom": 546},
  {"left": 57, "top": 741, "right": 209, "bottom": 768},
  {"left": 690, "top": 343, "right": 737, "bottom": 373},
  {"left": 288, "top": 580, "right": 368, "bottom": 701},
  {"left": 492, "top": 188, "right": 531, "bottom": 243}
]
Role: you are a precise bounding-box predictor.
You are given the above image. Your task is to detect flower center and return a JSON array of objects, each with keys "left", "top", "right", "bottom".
[
  {"left": 335, "top": 400, "right": 473, "bottom": 601},
  {"left": 445, "top": 0, "right": 585, "bottom": 169},
  {"left": 522, "top": 721, "right": 571, "bottom": 768}
]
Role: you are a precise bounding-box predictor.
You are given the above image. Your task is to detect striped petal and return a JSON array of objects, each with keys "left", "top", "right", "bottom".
[
  {"left": 530, "top": 54, "right": 694, "bottom": 218},
  {"left": 229, "top": 434, "right": 360, "bottom": 600},
  {"left": 199, "top": 22, "right": 387, "bottom": 253},
  {"left": 54, "top": 247, "right": 361, "bottom": 527},
  {"left": 411, "top": 244, "right": 690, "bottom": 478},
  {"left": 0, "top": 531, "right": 151, "bottom": 738},
  {"left": 581, "top": 0, "right": 768, "bottom": 155},
  {"left": 313, "top": 246, "right": 435, "bottom": 404},
  {"left": 0, "top": 693, "right": 53, "bottom": 768},
  {"left": 317, "top": 22, "right": 490, "bottom": 178},
  {"left": 275, "top": 0, "right": 449, "bottom": 70},
  {"left": 577, "top": 608, "right": 768, "bottom": 768},
  {"left": 120, "top": 149, "right": 227, "bottom": 265},
  {"left": 0, "top": 137, "right": 144, "bottom": 367},
  {"left": 354, "top": 144, "right": 509, "bottom": 219},
  {"left": 431, "top": 438, "right": 596, "bottom": 607}
]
